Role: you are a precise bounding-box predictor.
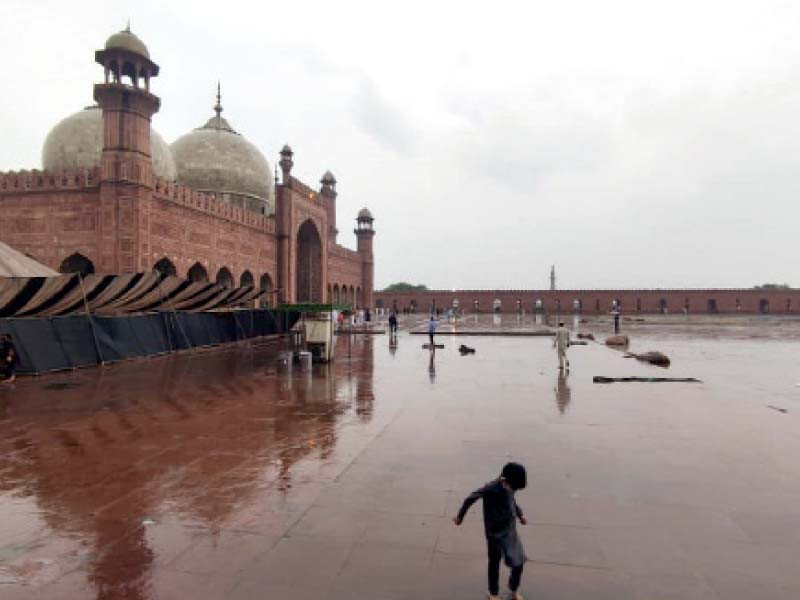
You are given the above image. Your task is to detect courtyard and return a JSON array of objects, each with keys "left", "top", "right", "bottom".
[{"left": 1, "top": 315, "right": 799, "bottom": 599}]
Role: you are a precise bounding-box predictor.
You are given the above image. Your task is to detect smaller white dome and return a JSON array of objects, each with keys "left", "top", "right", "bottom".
[{"left": 171, "top": 111, "right": 274, "bottom": 215}]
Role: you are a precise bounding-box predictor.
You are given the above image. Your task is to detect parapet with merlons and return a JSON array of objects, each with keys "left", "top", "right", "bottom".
[
  {"left": 283, "top": 175, "right": 319, "bottom": 201},
  {"left": 152, "top": 176, "right": 275, "bottom": 233},
  {"left": 0, "top": 168, "right": 100, "bottom": 193}
]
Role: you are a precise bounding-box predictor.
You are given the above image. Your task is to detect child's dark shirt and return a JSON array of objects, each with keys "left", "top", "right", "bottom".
[{"left": 457, "top": 478, "right": 526, "bottom": 567}]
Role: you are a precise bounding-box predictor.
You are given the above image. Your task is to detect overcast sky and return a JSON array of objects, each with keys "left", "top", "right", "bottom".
[{"left": 1, "top": 0, "right": 798, "bottom": 289}]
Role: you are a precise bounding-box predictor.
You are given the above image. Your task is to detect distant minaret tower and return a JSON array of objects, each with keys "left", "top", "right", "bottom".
[{"left": 550, "top": 265, "right": 556, "bottom": 291}]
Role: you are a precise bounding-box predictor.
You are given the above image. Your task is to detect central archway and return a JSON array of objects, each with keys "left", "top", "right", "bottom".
[{"left": 296, "top": 219, "right": 322, "bottom": 303}]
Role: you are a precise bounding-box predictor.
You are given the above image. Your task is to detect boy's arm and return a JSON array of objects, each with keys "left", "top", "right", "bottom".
[
  {"left": 514, "top": 500, "right": 527, "bottom": 524},
  {"left": 453, "top": 484, "right": 488, "bottom": 524}
]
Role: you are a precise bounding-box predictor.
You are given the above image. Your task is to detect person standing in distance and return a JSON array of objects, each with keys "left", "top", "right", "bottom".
[
  {"left": 427, "top": 314, "right": 437, "bottom": 347},
  {"left": 1, "top": 334, "right": 20, "bottom": 383},
  {"left": 555, "top": 322, "right": 570, "bottom": 372}
]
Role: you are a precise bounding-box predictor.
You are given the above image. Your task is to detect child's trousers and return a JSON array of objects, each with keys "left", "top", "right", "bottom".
[{"left": 487, "top": 540, "right": 523, "bottom": 595}]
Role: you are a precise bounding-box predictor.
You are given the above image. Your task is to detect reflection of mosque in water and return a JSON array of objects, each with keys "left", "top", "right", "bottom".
[{"left": 0, "top": 335, "right": 374, "bottom": 598}]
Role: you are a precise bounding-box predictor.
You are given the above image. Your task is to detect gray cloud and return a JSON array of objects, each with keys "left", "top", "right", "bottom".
[{"left": 351, "top": 77, "right": 418, "bottom": 156}]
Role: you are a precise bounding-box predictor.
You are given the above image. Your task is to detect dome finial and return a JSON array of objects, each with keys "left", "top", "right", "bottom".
[
  {"left": 214, "top": 81, "right": 223, "bottom": 119},
  {"left": 125, "top": 19, "right": 131, "bottom": 33}
]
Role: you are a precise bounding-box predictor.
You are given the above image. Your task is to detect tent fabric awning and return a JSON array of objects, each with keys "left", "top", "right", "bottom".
[
  {"left": 0, "top": 242, "right": 59, "bottom": 277},
  {"left": 0, "top": 272, "right": 266, "bottom": 318}
]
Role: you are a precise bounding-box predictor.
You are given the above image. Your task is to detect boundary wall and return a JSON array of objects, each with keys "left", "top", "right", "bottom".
[{"left": 374, "top": 289, "right": 800, "bottom": 315}]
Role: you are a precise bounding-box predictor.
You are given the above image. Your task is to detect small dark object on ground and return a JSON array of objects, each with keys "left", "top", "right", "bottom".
[
  {"left": 579, "top": 318, "right": 588, "bottom": 323},
  {"left": 767, "top": 405, "right": 788, "bottom": 414},
  {"left": 577, "top": 333, "right": 595, "bottom": 341},
  {"left": 44, "top": 382, "right": 82, "bottom": 390},
  {"left": 605, "top": 335, "right": 629, "bottom": 346},
  {"left": 459, "top": 344, "right": 476, "bottom": 355},
  {"left": 593, "top": 376, "right": 701, "bottom": 384},
  {"left": 422, "top": 344, "right": 445, "bottom": 350},
  {"left": 624, "top": 351, "right": 671, "bottom": 367},
  {"left": 569, "top": 340, "right": 588, "bottom": 345}
]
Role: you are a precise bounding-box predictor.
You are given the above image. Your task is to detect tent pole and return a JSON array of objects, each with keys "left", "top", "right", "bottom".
[
  {"left": 157, "top": 278, "right": 194, "bottom": 352},
  {"left": 78, "top": 273, "right": 104, "bottom": 365}
]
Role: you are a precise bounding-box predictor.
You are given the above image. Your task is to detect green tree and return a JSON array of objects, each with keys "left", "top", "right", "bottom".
[
  {"left": 383, "top": 282, "right": 428, "bottom": 292},
  {"left": 754, "top": 283, "right": 791, "bottom": 289}
]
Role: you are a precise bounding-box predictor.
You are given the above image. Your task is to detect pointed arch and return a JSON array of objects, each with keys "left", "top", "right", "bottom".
[
  {"left": 259, "top": 273, "right": 274, "bottom": 308},
  {"left": 296, "top": 219, "right": 322, "bottom": 302},
  {"left": 333, "top": 284, "right": 340, "bottom": 304},
  {"left": 59, "top": 253, "right": 94, "bottom": 276},
  {"left": 187, "top": 262, "right": 208, "bottom": 283},
  {"left": 216, "top": 267, "right": 234, "bottom": 289},
  {"left": 240, "top": 270, "right": 254, "bottom": 288},
  {"left": 153, "top": 257, "right": 177, "bottom": 277}
]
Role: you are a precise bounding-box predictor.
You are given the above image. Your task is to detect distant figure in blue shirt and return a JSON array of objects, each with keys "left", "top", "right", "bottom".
[{"left": 427, "top": 315, "right": 437, "bottom": 346}]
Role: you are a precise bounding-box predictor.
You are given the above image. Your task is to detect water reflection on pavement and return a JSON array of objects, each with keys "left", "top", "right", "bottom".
[{"left": 1, "top": 319, "right": 799, "bottom": 599}]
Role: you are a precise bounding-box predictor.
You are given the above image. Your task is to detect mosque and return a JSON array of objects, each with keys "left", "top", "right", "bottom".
[{"left": 0, "top": 26, "right": 374, "bottom": 308}]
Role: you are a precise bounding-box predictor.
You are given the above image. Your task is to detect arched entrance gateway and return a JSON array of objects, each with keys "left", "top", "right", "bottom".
[{"left": 296, "top": 219, "right": 322, "bottom": 303}]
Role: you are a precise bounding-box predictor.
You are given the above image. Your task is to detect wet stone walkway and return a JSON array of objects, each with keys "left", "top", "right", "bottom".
[{"left": 1, "top": 318, "right": 800, "bottom": 599}]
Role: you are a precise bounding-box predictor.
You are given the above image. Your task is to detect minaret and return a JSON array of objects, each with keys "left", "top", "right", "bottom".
[
  {"left": 550, "top": 265, "right": 556, "bottom": 291},
  {"left": 275, "top": 145, "right": 294, "bottom": 304},
  {"left": 320, "top": 170, "right": 338, "bottom": 244},
  {"left": 355, "top": 208, "right": 375, "bottom": 309},
  {"left": 93, "top": 26, "right": 160, "bottom": 272}
]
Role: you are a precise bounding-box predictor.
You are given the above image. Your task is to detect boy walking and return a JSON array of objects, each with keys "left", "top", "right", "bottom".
[{"left": 453, "top": 462, "right": 528, "bottom": 600}]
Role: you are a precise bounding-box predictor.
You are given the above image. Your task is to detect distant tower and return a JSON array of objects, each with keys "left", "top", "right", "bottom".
[
  {"left": 550, "top": 265, "right": 556, "bottom": 291},
  {"left": 320, "top": 170, "right": 338, "bottom": 243},
  {"left": 355, "top": 208, "right": 375, "bottom": 309},
  {"left": 93, "top": 25, "right": 160, "bottom": 272}
]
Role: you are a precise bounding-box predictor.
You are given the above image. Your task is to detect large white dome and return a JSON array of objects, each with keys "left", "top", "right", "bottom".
[
  {"left": 170, "top": 112, "right": 274, "bottom": 215},
  {"left": 41, "top": 105, "right": 176, "bottom": 180}
]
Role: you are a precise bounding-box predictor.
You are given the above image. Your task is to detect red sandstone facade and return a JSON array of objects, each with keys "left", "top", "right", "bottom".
[
  {"left": 0, "top": 31, "right": 374, "bottom": 309},
  {"left": 375, "top": 289, "right": 800, "bottom": 315}
]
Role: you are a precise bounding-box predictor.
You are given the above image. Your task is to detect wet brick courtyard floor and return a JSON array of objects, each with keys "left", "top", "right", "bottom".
[{"left": 1, "top": 315, "right": 799, "bottom": 599}]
